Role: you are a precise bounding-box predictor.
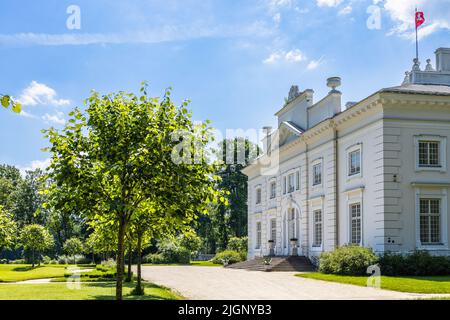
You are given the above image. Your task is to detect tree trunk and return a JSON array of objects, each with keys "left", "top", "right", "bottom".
[
  {"left": 31, "top": 248, "right": 35, "bottom": 268},
  {"left": 126, "top": 243, "right": 132, "bottom": 282},
  {"left": 137, "top": 234, "right": 142, "bottom": 292},
  {"left": 92, "top": 252, "right": 95, "bottom": 265},
  {"left": 116, "top": 218, "right": 127, "bottom": 300}
]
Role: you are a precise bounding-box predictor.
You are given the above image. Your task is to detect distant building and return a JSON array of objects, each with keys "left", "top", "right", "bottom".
[{"left": 243, "top": 48, "right": 450, "bottom": 261}]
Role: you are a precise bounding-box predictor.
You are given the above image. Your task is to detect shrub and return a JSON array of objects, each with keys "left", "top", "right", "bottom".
[
  {"left": 211, "top": 250, "right": 243, "bottom": 265},
  {"left": 10, "top": 259, "right": 26, "bottom": 264},
  {"left": 101, "top": 259, "right": 116, "bottom": 268},
  {"left": 157, "top": 241, "right": 191, "bottom": 264},
  {"left": 227, "top": 237, "right": 248, "bottom": 253},
  {"left": 143, "top": 253, "right": 167, "bottom": 264},
  {"left": 318, "top": 246, "right": 379, "bottom": 275},
  {"left": 42, "top": 256, "right": 52, "bottom": 264},
  {"left": 379, "top": 251, "right": 450, "bottom": 276}
]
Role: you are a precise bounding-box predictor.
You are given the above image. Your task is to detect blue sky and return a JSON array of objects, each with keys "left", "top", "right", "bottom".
[{"left": 0, "top": 0, "right": 449, "bottom": 171}]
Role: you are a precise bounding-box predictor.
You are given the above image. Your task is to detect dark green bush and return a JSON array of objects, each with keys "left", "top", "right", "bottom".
[
  {"left": 143, "top": 248, "right": 190, "bottom": 265},
  {"left": 319, "top": 246, "right": 378, "bottom": 275},
  {"left": 379, "top": 251, "right": 450, "bottom": 276},
  {"left": 211, "top": 250, "right": 243, "bottom": 265}
]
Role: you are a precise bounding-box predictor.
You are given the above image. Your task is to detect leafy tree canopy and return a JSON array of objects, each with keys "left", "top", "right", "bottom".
[
  {"left": 0, "top": 206, "right": 17, "bottom": 250},
  {"left": 1, "top": 94, "right": 21, "bottom": 113},
  {"left": 43, "top": 83, "right": 225, "bottom": 299}
]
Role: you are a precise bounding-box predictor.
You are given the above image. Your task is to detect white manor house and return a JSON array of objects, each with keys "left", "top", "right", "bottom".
[{"left": 243, "top": 48, "right": 450, "bottom": 262}]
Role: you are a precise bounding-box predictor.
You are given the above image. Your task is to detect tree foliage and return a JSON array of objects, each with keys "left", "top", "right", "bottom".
[
  {"left": 0, "top": 206, "right": 17, "bottom": 251},
  {"left": 20, "top": 224, "right": 54, "bottom": 267},
  {"left": 63, "top": 237, "right": 84, "bottom": 264},
  {"left": 1, "top": 94, "right": 21, "bottom": 113}
]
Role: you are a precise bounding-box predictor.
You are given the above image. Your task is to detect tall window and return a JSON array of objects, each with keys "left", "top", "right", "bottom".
[
  {"left": 288, "top": 174, "right": 295, "bottom": 193},
  {"left": 270, "top": 219, "right": 277, "bottom": 243},
  {"left": 283, "top": 176, "right": 287, "bottom": 194},
  {"left": 350, "top": 203, "right": 362, "bottom": 245},
  {"left": 256, "top": 188, "right": 262, "bottom": 204},
  {"left": 420, "top": 198, "right": 441, "bottom": 244},
  {"left": 349, "top": 149, "right": 361, "bottom": 176},
  {"left": 270, "top": 181, "right": 276, "bottom": 199},
  {"left": 313, "top": 163, "right": 322, "bottom": 186},
  {"left": 419, "top": 141, "right": 440, "bottom": 167},
  {"left": 313, "top": 210, "right": 322, "bottom": 247},
  {"left": 256, "top": 222, "right": 262, "bottom": 249},
  {"left": 296, "top": 171, "right": 300, "bottom": 190}
]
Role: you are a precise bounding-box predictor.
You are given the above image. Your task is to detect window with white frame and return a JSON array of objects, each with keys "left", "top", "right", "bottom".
[
  {"left": 419, "top": 141, "right": 441, "bottom": 167},
  {"left": 312, "top": 163, "right": 322, "bottom": 186},
  {"left": 283, "top": 176, "right": 287, "bottom": 194},
  {"left": 256, "top": 188, "right": 262, "bottom": 204},
  {"left": 419, "top": 198, "right": 441, "bottom": 244},
  {"left": 296, "top": 171, "right": 300, "bottom": 190},
  {"left": 270, "top": 219, "right": 276, "bottom": 243},
  {"left": 270, "top": 181, "right": 276, "bottom": 199},
  {"left": 348, "top": 149, "right": 361, "bottom": 176},
  {"left": 256, "top": 222, "right": 262, "bottom": 249},
  {"left": 288, "top": 173, "right": 295, "bottom": 193},
  {"left": 350, "top": 203, "right": 362, "bottom": 245},
  {"left": 313, "top": 209, "right": 322, "bottom": 247}
]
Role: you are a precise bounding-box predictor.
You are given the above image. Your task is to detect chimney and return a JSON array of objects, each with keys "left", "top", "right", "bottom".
[
  {"left": 263, "top": 126, "right": 272, "bottom": 155},
  {"left": 436, "top": 48, "right": 450, "bottom": 72}
]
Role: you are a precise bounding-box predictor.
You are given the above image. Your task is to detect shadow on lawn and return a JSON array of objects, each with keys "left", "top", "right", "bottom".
[
  {"left": 82, "top": 282, "right": 175, "bottom": 300},
  {"left": 12, "top": 266, "right": 44, "bottom": 272}
]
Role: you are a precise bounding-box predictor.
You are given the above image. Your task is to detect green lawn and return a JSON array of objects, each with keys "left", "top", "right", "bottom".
[
  {"left": 143, "top": 261, "right": 221, "bottom": 267},
  {"left": 297, "top": 273, "right": 450, "bottom": 294},
  {"left": 0, "top": 265, "right": 68, "bottom": 282},
  {"left": 0, "top": 282, "right": 182, "bottom": 300}
]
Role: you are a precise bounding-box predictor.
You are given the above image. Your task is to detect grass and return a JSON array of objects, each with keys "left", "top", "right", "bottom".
[
  {"left": 0, "top": 264, "right": 68, "bottom": 282},
  {"left": 0, "top": 282, "right": 182, "bottom": 300},
  {"left": 297, "top": 273, "right": 450, "bottom": 294},
  {"left": 143, "top": 260, "right": 221, "bottom": 267}
]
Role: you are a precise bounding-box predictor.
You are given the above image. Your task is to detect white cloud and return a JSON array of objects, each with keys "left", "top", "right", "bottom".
[
  {"left": 316, "top": 0, "right": 343, "bottom": 8},
  {"left": 268, "top": 0, "right": 294, "bottom": 9},
  {"left": 273, "top": 13, "right": 282, "bottom": 24},
  {"left": 263, "top": 49, "right": 306, "bottom": 64},
  {"left": 285, "top": 49, "right": 306, "bottom": 62},
  {"left": 263, "top": 52, "right": 283, "bottom": 64},
  {"left": 306, "top": 58, "right": 323, "bottom": 70},
  {"left": 42, "top": 111, "right": 66, "bottom": 125},
  {"left": 18, "top": 81, "right": 70, "bottom": 107},
  {"left": 384, "top": 0, "right": 450, "bottom": 40},
  {"left": 0, "top": 22, "right": 274, "bottom": 46},
  {"left": 338, "top": 5, "right": 353, "bottom": 16},
  {"left": 17, "top": 158, "right": 51, "bottom": 175}
]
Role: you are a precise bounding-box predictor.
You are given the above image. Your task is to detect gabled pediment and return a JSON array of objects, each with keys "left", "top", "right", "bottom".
[{"left": 278, "top": 121, "right": 304, "bottom": 146}]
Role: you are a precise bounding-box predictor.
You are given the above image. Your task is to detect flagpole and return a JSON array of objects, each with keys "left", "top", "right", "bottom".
[{"left": 415, "top": 7, "right": 419, "bottom": 61}]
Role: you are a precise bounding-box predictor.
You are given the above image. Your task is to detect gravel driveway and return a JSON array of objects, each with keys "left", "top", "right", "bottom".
[{"left": 138, "top": 266, "right": 444, "bottom": 300}]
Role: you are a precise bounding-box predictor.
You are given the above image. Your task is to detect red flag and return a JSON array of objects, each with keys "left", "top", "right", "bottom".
[{"left": 415, "top": 11, "right": 425, "bottom": 29}]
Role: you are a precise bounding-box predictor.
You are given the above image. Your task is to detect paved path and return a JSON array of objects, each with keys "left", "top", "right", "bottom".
[{"left": 139, "top": 266, "right": 449, "bottom": 300}]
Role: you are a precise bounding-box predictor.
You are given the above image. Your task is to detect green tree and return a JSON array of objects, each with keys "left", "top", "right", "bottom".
[
  {"left": 43, "top": 84, "right": 224, "bottom": 299},
  {"left": 216, "top": 138, "right": 259, "bottom": 238},
  {"left": 0, "top": 165, "right": 22, "bottom": 210},
  {"left": 0, "top": 206, "right": 17, "bottom": 251},
  {"left": 1, "top": 94, "right": 21, "bottom": 113},
  {"left": 178, "top": 229, "right": 202, "bottom": 257},
  {"left": 20, "top": 224, "right": 54, "bottom": 267},
  {"left": 63, "top": 237, "right": 84, "bottom": 264},
  {"left": 9, "top": 169, "right": 48, "bottom": 226}
]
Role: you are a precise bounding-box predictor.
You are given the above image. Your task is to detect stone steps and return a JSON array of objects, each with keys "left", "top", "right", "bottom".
[{"left": 226, "top": 256, "right": 315, "bottom": 272}]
